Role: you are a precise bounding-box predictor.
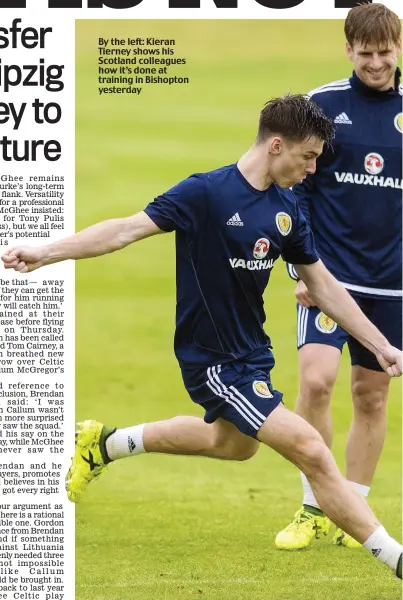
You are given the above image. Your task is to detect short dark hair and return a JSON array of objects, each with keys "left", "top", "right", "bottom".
[
  {"left": 345, "top": 3, "right": 401, "bottom": 48},
  {"left": 257, "top": 94, "right": 335, "bottom": 146}
]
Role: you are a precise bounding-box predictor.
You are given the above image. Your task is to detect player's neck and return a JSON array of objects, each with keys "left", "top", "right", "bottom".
[
  {"left": 376, "top": 71, "right": 396, "bottom": 92},
  {"left": 237, "top": 147, "right": 274, "bottom": 191},
  {"left": 356, "top": 69, "right": 397, "bottom": 92}
]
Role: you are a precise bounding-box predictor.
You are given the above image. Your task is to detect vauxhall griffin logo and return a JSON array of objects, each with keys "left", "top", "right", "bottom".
[
  {"left": 364, "top": 152, "right": 384, "bottom": 175},
  {"left": 253, "top": 238, "right": 270, "bottom": 260},
  {"left": 230, "top": 237, "right": 274, "bottom": 270}
]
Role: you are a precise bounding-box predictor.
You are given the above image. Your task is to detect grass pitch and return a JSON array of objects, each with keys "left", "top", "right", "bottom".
[{"left": 76, "top": 20, "right": 402, "bottom": 600}]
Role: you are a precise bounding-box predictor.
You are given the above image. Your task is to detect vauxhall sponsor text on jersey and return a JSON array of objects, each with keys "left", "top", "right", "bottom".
[
  {"left": 145, "top": 165, "right": 318, "bottom": 366},
  {"left": 291, "top": 70, "right": 402, "bottom": 298}
]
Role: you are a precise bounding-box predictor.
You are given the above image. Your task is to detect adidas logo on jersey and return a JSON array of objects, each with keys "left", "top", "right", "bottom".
[
  {"left": 227, "top": 213, "right": 244, "bottom": 226},
  {"left": 334, "top": 112, "right": 352, "bottom": 125}
]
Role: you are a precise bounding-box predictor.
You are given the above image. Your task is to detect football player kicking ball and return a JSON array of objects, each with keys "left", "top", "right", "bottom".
[
  {"left": 277, "top": 4, "right": 403, "bottom": 550},
  {"left": 2, "top": 94, "right": 402, "bottom": 579}
]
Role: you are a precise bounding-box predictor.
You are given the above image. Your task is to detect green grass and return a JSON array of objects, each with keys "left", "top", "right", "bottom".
[{"left": 75, "top": 20, "right": 402, "bottom": 600}]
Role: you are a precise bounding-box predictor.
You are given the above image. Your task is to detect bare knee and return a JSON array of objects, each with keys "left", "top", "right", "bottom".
[
  {"left": 210, "top": 428, "right": 259, "bottom": 461},
  {"left": 299, "top": 370, "right": 334, "bottom": 411},
  {"left": 294, "top": 431, "right": 332, "bottom": 478},
  {"left": 231, "top": 440, "right": 259, "bottom": 461},
  {"left": 297, "top": 345, "right": 339, "bottom": 412},
  {"left": 352, "top": 379, "right": 388, "bottom": 417}
]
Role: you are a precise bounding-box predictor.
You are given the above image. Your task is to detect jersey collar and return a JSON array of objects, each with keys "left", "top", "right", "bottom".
[{"left": 350, "top": 67, "right": 401, "bottom": 100}]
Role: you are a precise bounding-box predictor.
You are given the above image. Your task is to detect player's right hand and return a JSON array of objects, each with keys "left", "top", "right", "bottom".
[
  {"left": 1, "top": 246, "right": 48, "bottom": 273},
  {"left": 375, "top": 345, "right": 403, "bottom": 378},
  {"left": 295, "top": 279, "right": 316, "bottom": 308}
]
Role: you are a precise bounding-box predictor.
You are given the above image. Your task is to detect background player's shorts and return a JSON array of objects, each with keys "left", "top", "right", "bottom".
[
  {"left": 181, "top": 355, "right": 283, "bottom": 439},
  {"left": 297, "top": 296, "right": 402, "bottom": 372}
]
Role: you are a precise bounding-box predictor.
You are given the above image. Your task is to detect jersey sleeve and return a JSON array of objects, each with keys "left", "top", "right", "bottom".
[
  {"left": 144, "top": 174, "right": 207, "bottom": 233},
  {"left": 281, "top": 204, "right": 319, "bottom": 266}
]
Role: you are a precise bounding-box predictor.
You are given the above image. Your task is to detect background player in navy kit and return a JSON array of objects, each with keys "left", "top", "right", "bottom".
[
  {"left": 2, "top": 94, "right": 403, "bottom": 578},
  {"left": 276, "top": 4, "right": 403, "bottom": 551}
]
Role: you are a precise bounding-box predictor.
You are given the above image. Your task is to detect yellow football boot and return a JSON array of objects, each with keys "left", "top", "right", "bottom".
[
  {"left": 65, "top": 420, "right": 113, "bottom": 503},
  {"left": 333, "top": 528, "right": 362, "bottom": 548},
  {"left": 275, "top": 507, "right": 330, "bottom": 550}
]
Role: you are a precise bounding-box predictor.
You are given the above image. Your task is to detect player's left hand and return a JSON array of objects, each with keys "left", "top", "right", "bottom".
[
  {"left": 375, "top": 345, "right": 403, "bottom": 377},
  {"left": 295, "top": 280, "right": 316, "bottom": 308}
]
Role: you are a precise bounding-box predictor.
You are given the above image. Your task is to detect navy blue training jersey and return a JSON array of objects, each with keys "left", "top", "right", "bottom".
[
  {"left": 144, "top": 164, "right": 318, "bottom": 367},
  {"left": 289, "top": 70, "right": 402, "bottom": 299}
]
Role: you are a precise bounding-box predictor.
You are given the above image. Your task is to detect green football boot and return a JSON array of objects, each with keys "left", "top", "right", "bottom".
[
  {"left": 65, "top": 420, "right": 113, "bottom": 503},
  {"left": 333, "top": 528, "right": 362, "bottom": 548},
  {"left": 275, "top": 507, "right": 330, "bottom": 550}
]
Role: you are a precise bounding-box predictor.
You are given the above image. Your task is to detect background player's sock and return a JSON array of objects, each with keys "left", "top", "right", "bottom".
[
  {"left": 301, "top": 474, "right": 371, "bottom": 515},
  {"left": 363, "top": 526, "right": 402, "bottom": 572},
  {"left": 300, "top": 473, "right": 322, "bottom": 511},
  {"left": 350, "top": 482, "right": 370, "bottom": 499},
  {"left": 105, "top": 424, "right": 146, "bottom": 460}
]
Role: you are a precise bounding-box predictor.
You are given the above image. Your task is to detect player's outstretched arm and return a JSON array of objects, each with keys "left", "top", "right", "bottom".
[
  {"left": 1, "top": 211, "right": 162, "bottom": 274},
  {"left": 295, "top": 260, "right": 402, "bottom": 377}
]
